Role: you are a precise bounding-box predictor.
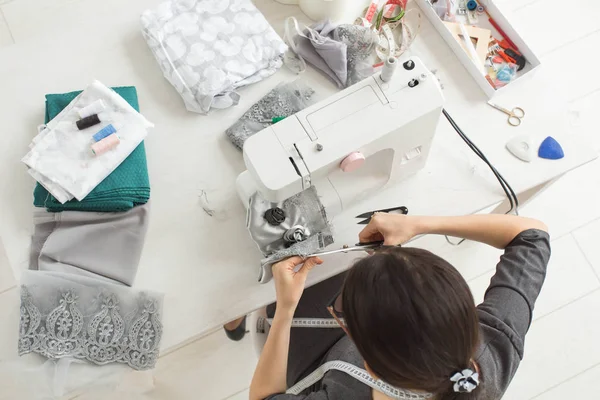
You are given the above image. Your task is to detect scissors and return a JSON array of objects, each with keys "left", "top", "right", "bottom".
[
  {"left": 355, "top": 206, "right": 408, "bottom": 225},
  {"left": 307, "top": 241, "right": 386, "bottom": 258},
  {"left": 487, "top": 101, "right": 525, "bottom": 127}
]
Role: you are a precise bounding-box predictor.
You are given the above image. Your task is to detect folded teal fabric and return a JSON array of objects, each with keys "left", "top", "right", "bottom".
[{"left": 33, "top": 86, "right": 150, "bottom": 212}]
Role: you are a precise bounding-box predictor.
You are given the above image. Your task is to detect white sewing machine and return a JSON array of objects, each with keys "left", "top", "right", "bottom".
[{"left": 237, "top": 57, "right": 445, "bottom": 215}]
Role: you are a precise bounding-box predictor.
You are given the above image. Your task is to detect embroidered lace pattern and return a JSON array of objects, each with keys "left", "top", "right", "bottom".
[
  {"left": 19, "top": 286, "right": 162, "bottom": 370},
  {"left": 225, "top": 80, "right": 316, "bottom": 149},
  {"left": 334, "top": 24, "right": 378, "bottom": 86}
]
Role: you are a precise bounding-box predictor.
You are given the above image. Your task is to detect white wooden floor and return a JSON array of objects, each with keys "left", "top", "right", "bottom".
[{"left": 1, "top": 0, "right": 600, "bottom": 399}]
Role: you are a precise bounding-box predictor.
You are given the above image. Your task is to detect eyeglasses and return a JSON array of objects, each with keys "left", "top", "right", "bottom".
[{"left": 326, "top": 289, "right": 350, "bottom": 335}]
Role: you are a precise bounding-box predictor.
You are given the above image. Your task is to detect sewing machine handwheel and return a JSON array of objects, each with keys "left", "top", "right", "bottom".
[{"left": 340, "top": 152, "right": 365, "bottom": 172}]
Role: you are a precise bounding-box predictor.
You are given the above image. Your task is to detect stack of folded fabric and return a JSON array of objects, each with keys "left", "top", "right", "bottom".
[
  {"left": 24, "top": 82, "right": 153, "bottom": 212},
  {"left": 17, "top": 81, "right": 164, "bottom": 375}
]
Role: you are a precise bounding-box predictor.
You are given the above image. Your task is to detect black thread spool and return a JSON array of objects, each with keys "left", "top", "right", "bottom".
[{"left": 76, "top": 114, "right": 101, "bottom": 130}]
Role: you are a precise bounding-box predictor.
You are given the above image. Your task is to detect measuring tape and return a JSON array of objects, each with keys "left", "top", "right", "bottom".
[
  {"left": 286, "top": 360, "right": 433, "bottom": 399},
  {"left": 253, "top": 314, "right": 433, "bottom": 399},
  {"left": 260, "top": 317, "right": 344, "bottom": 330}
]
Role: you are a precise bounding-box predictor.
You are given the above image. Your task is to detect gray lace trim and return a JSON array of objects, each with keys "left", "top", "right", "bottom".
[
  {"left": 334, "top": 24, "right": 378, "bottom": 87},
  {"left": 18, "top": 286, "right": 163, "bottom": 370},
  {"left": 225, "top": 80, "right": 316, "bottom": 149}
]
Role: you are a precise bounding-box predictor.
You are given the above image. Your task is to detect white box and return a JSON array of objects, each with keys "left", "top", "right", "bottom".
[{"left": 414, "top": 0, "right": 541, "bottom": 98}]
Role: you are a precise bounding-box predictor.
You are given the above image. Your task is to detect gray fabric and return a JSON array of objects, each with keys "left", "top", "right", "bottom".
[
  {"left": 247, "top": 187, "right": 334, "bottom": 283},
  {"left": 332, "top": 24, "right": 378, "bottom": 87},
  {"left": 30, "top": 203, "right": 150, "bottom": 287},
  {"left": 225, "top": 80, "right": 317, "bottom": 150},
  {"left": 19, "top": 270, "right": 163, "bottom": 370},
  {"left": 260, "top": 233, "right": 334, "bottom": 284},
  {"left": 266, "top": 229, "right": 551, "bottom": 399},
  {"left": 294, "top": 20, "right": 347, "bottom": 88},
  {"left": 21, "top": 204, "right": 162, "bottom": 370},
  {"left": 289, "top": 20, "right": 377, "bottom": 89}
]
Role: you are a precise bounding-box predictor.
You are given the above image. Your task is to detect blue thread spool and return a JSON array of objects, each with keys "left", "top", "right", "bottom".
[
  {"left": 93, "top": 124, "right": 117, "bottom": 142},
  {"left": 467, "top": 0, "right": 478, "bottom": 11}
]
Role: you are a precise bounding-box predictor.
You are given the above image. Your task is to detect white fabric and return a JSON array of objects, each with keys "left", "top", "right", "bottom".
[
  {"left": 140, "top": 0, "right": 288, "bottom": 114},
  {"left": 21, "top": 81, "right": 154, "bottom": 203}
]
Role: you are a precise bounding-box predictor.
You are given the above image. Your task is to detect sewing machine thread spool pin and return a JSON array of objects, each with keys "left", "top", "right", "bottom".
[
  {"left": 381, "top": 57, "right": 397, "bottom": 82},
  {"left": 403, "top": 60, "right": 415, "bottom": 70},
  {"left": 408, "top": 79, "right": 419, "bottom": 88}
]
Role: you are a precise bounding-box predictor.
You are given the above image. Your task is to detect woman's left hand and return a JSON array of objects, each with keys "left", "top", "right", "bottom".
[{"left": 272, "top": 256, "right": 323, "bottom": 313}]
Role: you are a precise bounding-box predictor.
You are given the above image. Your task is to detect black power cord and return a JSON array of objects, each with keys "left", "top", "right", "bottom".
[{"left": 442, "top": 109, "right": 519, "bottom": 246}]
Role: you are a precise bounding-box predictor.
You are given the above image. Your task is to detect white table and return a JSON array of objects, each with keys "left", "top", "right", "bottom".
[{"left": 0, "top": 0, "right": 596, "bottom": 356}]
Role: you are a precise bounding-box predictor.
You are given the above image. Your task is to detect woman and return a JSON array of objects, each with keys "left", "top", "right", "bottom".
[{"left": 234, "top": 213, "right": 550, "bottom": 399}]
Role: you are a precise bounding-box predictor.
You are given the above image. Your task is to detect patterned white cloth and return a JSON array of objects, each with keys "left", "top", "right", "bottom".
[{"left": 141, "top": 0, "right": 288, "bottom": 114}]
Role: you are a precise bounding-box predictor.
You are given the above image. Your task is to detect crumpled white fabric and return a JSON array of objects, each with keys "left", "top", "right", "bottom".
[
  {"left": 140, "top": 0, "right": 288, "bottom": 114},
  {"left": 21, "top": 81, "right": 154, "bottom": 203}
]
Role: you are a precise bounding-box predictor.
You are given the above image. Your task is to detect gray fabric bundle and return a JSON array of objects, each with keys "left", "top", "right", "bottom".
[
  {"left": 30, "top": 204, "right": 150, "bottom": 286},
  {"left": 20, "top": 203, "right": 163, "bottom": 371},
  {"left": 246, "top": 187, "right": 334, "bottom": 283},
  {"left": 225, "top": 80, "right": 317, "bottom": 150},
  {"left": 285, "top": 18, "right": 378, "bottom": 88}
]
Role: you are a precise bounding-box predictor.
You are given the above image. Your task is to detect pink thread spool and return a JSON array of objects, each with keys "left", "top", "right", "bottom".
[{"left": 91, "top": 133, "right": 120, "bottom": 156}]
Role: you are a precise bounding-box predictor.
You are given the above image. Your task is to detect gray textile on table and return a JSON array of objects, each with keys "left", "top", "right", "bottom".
[
  {"left": 30, "top": 203, "right": 150, "bottom": 286},
  {"left": 333, "top": 24, "right": 378, "bottom": 87},
  {"left": 225, "top": 80, "right": 316, "bottom": 150},
  {"left": 295, "top": 20, "right": 347, "bottom": 88},
  {"left": 288, "top": 20, "right": 377, "bottom": 88},
  {"left": 19, "top": 270, "right": 163, "bottom": 371},
  {"left": 246, "top": 186, "right": 334, "bottom": 283},
  {"left": 21, "top": 203, "right": 163, "bottom": 370}
]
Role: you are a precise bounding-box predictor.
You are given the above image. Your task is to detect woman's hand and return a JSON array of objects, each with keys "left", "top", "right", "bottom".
[
  {"left": 359, "top": 213, "right": 420, "bottom": 245},
  {"left": 272, "top": 256, "right": 323, "bottom": 313}
]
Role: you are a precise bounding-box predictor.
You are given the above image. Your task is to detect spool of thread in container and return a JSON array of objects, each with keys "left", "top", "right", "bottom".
[
  {"left": 78, "top": 99, "right": 106, "bottom": 118},
  {"left": 381, "top": 57, "right": 397, "bottom": 82},
  {"left": 91, "top": 133, "right": 120, "bottom": 156},
  {"left": 76, "top": 114, "right": 101, "bottom": 130},
  {"left": 93, "top": 124, "right": 117, "bottom": 142}
]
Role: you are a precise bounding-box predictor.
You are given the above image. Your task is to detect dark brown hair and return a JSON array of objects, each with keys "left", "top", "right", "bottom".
[{"left": 342, "top": 247, "right": 480, "bottom": 397}]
